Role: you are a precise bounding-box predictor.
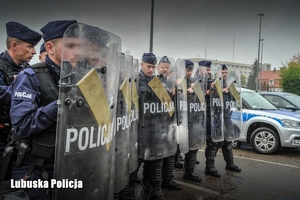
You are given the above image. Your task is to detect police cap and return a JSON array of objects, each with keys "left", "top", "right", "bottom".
[
  {"left": 40, "top": 43, "right": 46, "bottom": 53},
  {"left": 159, "top": 56, "right": 171, "bottom": 64},
  {"left": 222, "top": 64, "right": 228, "bottom": 70},
  {"left": 82, "top": 25, "right": 109, "bottom": 48},
  {"left": 198, "top": 60, "right": 211, "bottom": 68},
  {"left": 142, "top": 53, "right": 157, "bottom": 65},
  {"left": 6, "top": 21, "right": 42, "bottom": 46},
  {"left": 184, "top": 59, "right": 194, "bottom": 70},
  {"left": 41, "top": 20, "right": 78, "bottom": 42}
]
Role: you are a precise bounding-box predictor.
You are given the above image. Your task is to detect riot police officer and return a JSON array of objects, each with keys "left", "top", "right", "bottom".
[
  {"left": 0, "top": 21, "right": 41, "bottom": 180},
  {"left": 182, "top": 60, "right": 204, "bottom": 182},
  {"left": 139, "top": 53, "right": 178, "bottom": 200},
  {"left": 9, "top": 20, "right": 79, "bottom": 200},
  {"left": 203, "top": 60, "right": 222, "bottom": 177},
  {"left": 215, "top": 64, "right": 241, "bottom": 172},
  {"left": 158, "top": 56, "right": 182, "bottom": 191},
  {"left": 139, "top": 53, "right": 162, "bottom": 199}
]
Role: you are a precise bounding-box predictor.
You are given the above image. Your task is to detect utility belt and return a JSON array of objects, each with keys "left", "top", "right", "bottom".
[{"left": 0, "top": 125, "right": 56, "bottom": 181}]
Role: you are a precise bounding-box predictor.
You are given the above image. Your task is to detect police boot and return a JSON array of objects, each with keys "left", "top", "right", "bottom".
[
  {"left": 178, "top": 153, "right": 184, "bottom": 162},
  {"left": 205, "top": 145, "right": 221, "bottom": 177},
  {"left": 222, "top": 142, "right": 241, "bottom": 172},
  {"left": 174, "top": 147, "right": 184, "bottom": 168},
  {"left": 183, "top": 150, "right": 202, "bottom": 182},
  {"left": 149, "top": 159, "right": 164, "bottom": 200},
  {"left": 174, "top": 160, "right": 183, "bottom": 169},
  {"left": 128, "top": 168, "right": 139, "bottom": 200},
  {"left": 114, "top": 193, "right": 120, "bottom": 200},
  {"left": 142, "top": 161, "right": 151, "bottom": 193},
  {"left": 118, "top": 184, "right": 129, "bottom": 200},
  {"left": 161, "top": 156, "right": 182, "bottom": 190}
]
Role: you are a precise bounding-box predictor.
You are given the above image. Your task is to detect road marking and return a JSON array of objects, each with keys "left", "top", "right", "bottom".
[
  {"left": 176, "top": 180, "right": 233, "bottom": 199},
  {"left": 233, "top": 155, "right": 300, "bottom": 169},
  {"left": 198, "top": 149, "right": 300, "bottom": 169}
]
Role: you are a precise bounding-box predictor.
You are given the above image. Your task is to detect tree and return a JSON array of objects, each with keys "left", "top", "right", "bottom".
[
  {"left": 279, "top": 60, "right": 300, "bottom": 96},
  {"left": 290, "top": 52, "right": 300, "bottom": 63},
  {"left": 246, "top": 59, "right": 259, "bottom": 90},
  {"left": 240, "top": 74, "right": 246, "bottom": 87}
]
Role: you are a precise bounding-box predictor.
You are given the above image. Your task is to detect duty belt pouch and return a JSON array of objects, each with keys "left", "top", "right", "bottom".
[
  {"left": 31, "top": 130, "right": 56, "bottom": 161},
  {"left": 15, "top": 141, "right": 31, "bottom": 167}
]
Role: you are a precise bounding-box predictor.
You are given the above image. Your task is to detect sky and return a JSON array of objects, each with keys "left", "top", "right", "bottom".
[{"left": 0, "top": 0, "right": 299, "bottom": 69}]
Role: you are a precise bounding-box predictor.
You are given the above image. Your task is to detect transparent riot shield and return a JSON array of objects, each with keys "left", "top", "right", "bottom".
[
  {"left": 186, "top": 62, "right": 207, "bottom": 150},
  {"left": 114, "top": 54, "right": 131, "bottom": 193},
  {"left": 54, "top": 23, "right": 121, "bottom": 200},
  {"left": 209, "top": 64, "right": 224, "bottom": 142},
  {"left": 175, "top": 58, "right": 189, "bottom": 154},
  {"left": 223, "top": 68, "right": 242, "bottom": 141},
  {"left": 139, "top": 56, "right": 177, "bottom": 160},
  {"left": 128, "top": 58, "right": 139, "bottom": 173}
]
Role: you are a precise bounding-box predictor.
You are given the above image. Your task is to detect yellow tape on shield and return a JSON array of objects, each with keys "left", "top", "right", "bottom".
[
  {"left": 214, "top": 78, "right": 223, "bottom": 100},
  {"left": 119, "top": 78, "right": 131, "bottom": 113},
  {"left": 192, "top": 81, "right": 205, "bottom": 103},
  {"left": 148, "top": 76, "right": 174, "bottom": 117},
  {"left": 77, "top": 68, "right": 112, "bottom": 151},
  {"left": 131, "top": 81, "right": 139, "bottom": 110},
  {"left": 228, "top": 82, "right": 240, "bottom": 102}
]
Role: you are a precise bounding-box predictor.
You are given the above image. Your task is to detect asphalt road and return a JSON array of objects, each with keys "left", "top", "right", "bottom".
[{"left": 135, "top": 143, "right": 300, "bottom": 200}]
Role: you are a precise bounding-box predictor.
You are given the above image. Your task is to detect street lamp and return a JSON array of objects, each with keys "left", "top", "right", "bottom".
[
  {"left": 256, "top": 13, "right": 264, "bottom": 91},
  {"left": 259, "top": 39, "right": 265, "bottom": 91},
  {"left": 149, "top": 0, "right": 154, "bottom": 53}
]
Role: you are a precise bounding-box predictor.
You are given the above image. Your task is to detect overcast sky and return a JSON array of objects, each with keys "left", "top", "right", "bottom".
[{"left": 0, "top": 0, "right": 299, "bottom": 68}]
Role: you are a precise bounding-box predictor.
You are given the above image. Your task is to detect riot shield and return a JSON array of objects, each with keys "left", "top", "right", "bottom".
[
  {"left": 114, "top": 54, "right": 131, "bottom": 193},
  {"left": 174, "top": 58, "right": 189, "bottom": 154},
  {"left": 139, "top": 56, "right": 177, "bottom": 160},
  {"left": 128, "top": 58, "right": 139, "bottom": 173},
  {"left": 209, "top": 64, "right": 224, "bottom": 142},
  {"left": 186, "top": 62, "right": 207, "bottom": 150},
  {"left": 54, "top": 23, "right": 121, "bottom": 200},
  {"left": 223, "top": 69, "right": 242, "bottom": 141}
]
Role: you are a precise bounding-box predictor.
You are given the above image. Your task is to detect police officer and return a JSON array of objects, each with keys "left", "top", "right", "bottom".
[
  {"left": 139, "top": 52, "right": 177, "bottom": 200},
  {"left": 202, "top": 60, "right": 223, "bottom": 177},
  {"left": 215, "top": 64, "right": 241, "bottom": 172},
  {"left": 38, "top": 42, "right": 47, "bottom": 62},
  {"left": 182, "top": 60, "right": 202, "bottom": 182},
  {"left": 158, "top": 56, "right": 182, "bottom": 191},
  {"left": 0, "top": 21, "right": 41, "bottom": 175},
  {"left": 9, "top": 20, "right": 79, "bottom": 200}
]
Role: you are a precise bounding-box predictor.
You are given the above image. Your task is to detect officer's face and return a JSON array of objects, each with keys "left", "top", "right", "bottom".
[
  {"left": 186, "top": 69, "right": 192, "bottom": 78},
  {"left": 84, "top": 40, "right": 103, "bottom": 67},
  {"left": 14, "top": 41, "right": 36, "bottom": 64},
  {"left": 141, "top": 62, "right": 155, "bottom": 77},
  {"left": 157, "top": 63, "right": 170, "bottom": 76},
  {"left": 47, "top": 37, "right": 81, "bottom": 67},
  {"left": 39, "top": 51, "right": 47, "bottom": 62},
  {"left": 206, "top": 67, "right": 211, "bottom": 74},
  {"left": 222, "top": 70, "right": 228, "bottom": 80},
  {"left": 62, "top": 37, "right": 81, "bottom": 67}
]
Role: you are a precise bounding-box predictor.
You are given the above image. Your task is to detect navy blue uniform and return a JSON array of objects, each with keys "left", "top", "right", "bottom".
[
  {"left": 9, "top": 56, "right": 58, "bottom": 200},
  {"left": 0, "top": 51, "right": 28, "bottom": 156}
]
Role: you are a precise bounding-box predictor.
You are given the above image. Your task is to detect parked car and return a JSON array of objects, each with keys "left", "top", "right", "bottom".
[
  {"left": 258, "top": 91, "right": 300, "bottom": 112},
  {"left": 232, "top": 88, "right": 300, "bottom": 154}
]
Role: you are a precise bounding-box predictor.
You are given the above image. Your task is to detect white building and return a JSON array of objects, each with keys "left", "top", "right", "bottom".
[{"left": 186, "top": 57, "right": 271, "bottom": 82}]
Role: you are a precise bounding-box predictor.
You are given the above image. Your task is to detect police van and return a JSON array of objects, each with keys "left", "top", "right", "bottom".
[{"left": 233, "top": 88, "right": 300, "bottom": 154}]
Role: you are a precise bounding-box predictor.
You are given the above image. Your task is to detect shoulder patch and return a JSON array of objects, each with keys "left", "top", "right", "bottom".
[{"left": 13, "top": 91, "right": 34, "bottom": 100}]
